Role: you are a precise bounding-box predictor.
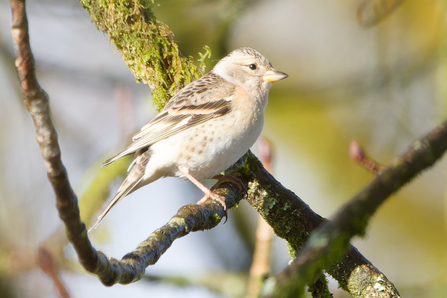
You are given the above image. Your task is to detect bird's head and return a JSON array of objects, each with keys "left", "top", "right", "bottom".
[{"left": 212, "top": 47, "right": 288, "bottom": 93}]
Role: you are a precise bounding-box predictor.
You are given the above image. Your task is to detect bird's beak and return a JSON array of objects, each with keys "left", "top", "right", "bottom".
[{"left": 263, "top": 69, "right": 289, "bottom": 83}]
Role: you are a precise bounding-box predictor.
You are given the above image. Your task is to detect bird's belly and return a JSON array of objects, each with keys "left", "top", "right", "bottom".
[{"left": 152, "top": 115, "right": 263, "bottom": 180}]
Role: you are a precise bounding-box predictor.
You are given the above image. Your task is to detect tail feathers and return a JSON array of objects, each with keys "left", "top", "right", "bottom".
[
  {"left": 88, "top": 176, "right": 143, "bottom": 233},
  {"left": 102, "top": 152, "right": 127, "bottom": 168},
  {"left": 102, "top": 145, "right": 148, "bottom": 168},
  {"left": 89, "top": 151, "right": 151, "bottom": 232}
]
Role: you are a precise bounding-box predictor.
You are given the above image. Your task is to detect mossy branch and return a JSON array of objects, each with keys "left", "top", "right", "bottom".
[
  {"left": 79, "top": 0, "right": 206, "bottom": 111},
  {"left": 234, "top": 152, "right": 398, "bottom": 297},
  {"left": 265, "top": 121, "right": 447, "bottom": 297}
]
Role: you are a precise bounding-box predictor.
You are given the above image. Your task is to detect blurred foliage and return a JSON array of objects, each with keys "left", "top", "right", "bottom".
[
  {"left": 357, "top": 0, "right": 405, "bottom": 27},
  {"left": 0, "top": 274, "right": 16, "bottom": 298},
  {"left": 153, "top": 0, "right": 256, "bottom": 60},
  {"left": 144, "top": 271, "right": 249, "bottom": 298}
]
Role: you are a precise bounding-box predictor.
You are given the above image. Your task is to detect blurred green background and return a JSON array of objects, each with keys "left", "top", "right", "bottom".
[{"left": 0, "top": 0, "right": 446, "bottom": 297}]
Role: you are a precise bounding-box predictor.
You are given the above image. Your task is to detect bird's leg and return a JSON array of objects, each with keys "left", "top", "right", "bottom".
[{"left": 178, "top": 166, "right": 227, "bottom": 210}]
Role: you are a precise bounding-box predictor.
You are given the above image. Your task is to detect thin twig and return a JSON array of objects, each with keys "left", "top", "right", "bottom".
[
  {"left": 37, "top": 247, "right": 70, "bottom": 298},
  {"left": 349, "top": 139, "right": 385, "bottom": 174}
]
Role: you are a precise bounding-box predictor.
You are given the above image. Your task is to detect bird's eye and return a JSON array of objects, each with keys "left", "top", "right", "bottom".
[{"left": 248, "top": 64, "right": 257, "bottom": 70}]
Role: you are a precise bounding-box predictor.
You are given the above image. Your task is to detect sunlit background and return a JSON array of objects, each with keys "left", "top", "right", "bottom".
[{"left": 1, "top": 0, "right": 447, "bottom": 297}]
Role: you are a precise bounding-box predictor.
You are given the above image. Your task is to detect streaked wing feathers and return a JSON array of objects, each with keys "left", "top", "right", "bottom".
[{"left": 102, "top": 73, "right": 234, "bottom": 167}]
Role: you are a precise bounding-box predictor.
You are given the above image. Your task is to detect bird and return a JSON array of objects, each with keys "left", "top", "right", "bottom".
[{"left": 88, "top": 47, "right": 288, "bottom": 232}]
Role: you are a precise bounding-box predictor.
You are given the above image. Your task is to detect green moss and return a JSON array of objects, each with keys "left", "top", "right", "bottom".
[
  {"left": 213, "top": 213, "right": 222, "bottom": 222},
  {"left": 424, "top": 146, "right": 435, "bottom": 162},
  {"left": 80, "top": 0, "right": 210, "bottom": 111},
  {"left": 264, "top": 195, "right": 278, "bottom": 216},
  {"left": 198, "top": 45, "right": 212, "bottom": 74},
  {"left": 236, "top": 154, "right": 253, "bottom": 176},
  {"left": 283, "top": 224, "right": 292, "bottom": 234},
  {"left": 169, "top": 216, "right": 186, "bottom": 227},
  {"left": 287, "top": 242, "right": 297, "bottom": 261},
  {"left": 282, "top": 201, "right": 292, "bottom": 211},
  {"left": 412, "top": 140, "right": 423, "bottom": 150}
]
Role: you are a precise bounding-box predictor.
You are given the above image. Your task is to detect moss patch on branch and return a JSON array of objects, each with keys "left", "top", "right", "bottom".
[{"left": 80, "top": 0, "right": 210, "bottom": 111}]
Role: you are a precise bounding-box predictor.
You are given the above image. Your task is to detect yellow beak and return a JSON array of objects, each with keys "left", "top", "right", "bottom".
[{"left": 263, "top": 69, "right": 289, "bottom": 83}]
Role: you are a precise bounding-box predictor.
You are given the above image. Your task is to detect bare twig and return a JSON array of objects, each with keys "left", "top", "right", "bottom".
[
  {"left": 11, "top": 0, "right": 95, "bottom": 276},
  {"left": 349, "top": 139, "right": 385, "bottom": 174},
  {"left": 37, "top": 247, "right": 70, "bottom": 298}
]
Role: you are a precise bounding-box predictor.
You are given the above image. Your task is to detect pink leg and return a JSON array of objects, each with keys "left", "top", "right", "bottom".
[{"left": 178, "top": 166, "right": 227, "bottom": 210}]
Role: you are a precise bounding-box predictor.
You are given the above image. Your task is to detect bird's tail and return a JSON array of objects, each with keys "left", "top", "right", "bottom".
[
  {"left": 88, "top": 176, "right": 143, "bottom": 233},
  {"left": 88, "top": 151, "right": 151, "bottom": 232}
]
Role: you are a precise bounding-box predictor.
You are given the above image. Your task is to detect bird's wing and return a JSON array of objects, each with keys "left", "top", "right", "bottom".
[{"left": 103, "top": 73, "right": 235, "bottom": 167}]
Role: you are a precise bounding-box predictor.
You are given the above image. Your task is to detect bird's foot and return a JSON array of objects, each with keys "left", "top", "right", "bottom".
[
  {"left": 197, "top": 190, "right": 227, "bottom": 209},
  {"left": 197, "top": 190, "right": 228, "bottom": 223},
  {"left": 210, "top": 173, "right": 246, "bottom": 193}
]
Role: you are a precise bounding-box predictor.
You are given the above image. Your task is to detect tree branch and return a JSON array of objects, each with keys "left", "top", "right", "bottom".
[
  {"left": 11, "top": 0, "right": 97, "bottom": 276},
  {"left": 10, "top": 0, "right": 408, "bottom": 296},
  {"left": 79, "top": 0, "right": 207, "bottom": 111},
  {"left": 261, "top": 121, "right": 447, "bottom": 296},
  {"left": 233, "top": 152, "right": 397, "bottom": 297}
]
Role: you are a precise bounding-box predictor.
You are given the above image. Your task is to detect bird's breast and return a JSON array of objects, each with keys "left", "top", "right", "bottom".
[
  {"left": 173, "top": 88, "right": 266, "bottom": 180},
  {"left": 151, "top": 87, "right": 267, "bottom": 181}
]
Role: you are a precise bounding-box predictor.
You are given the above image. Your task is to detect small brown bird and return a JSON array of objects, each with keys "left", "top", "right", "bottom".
[{"left": 89, "top": 47, "right": 288, "bottom": 232}]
